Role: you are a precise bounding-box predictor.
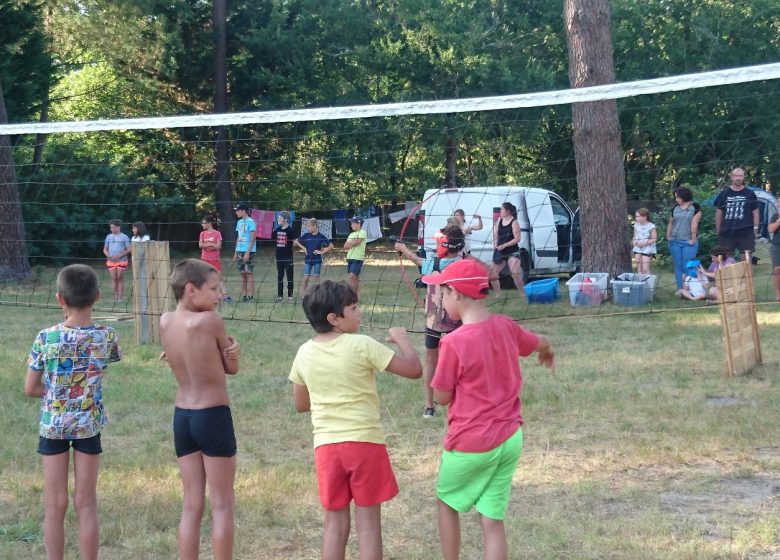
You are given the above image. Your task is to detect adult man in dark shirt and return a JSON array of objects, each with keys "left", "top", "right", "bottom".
[{"left": 714, "top": 167, "right": 759, "bottom": 257}]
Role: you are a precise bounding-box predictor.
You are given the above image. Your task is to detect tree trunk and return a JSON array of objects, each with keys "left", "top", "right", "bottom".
[
  {"left": 0, "top": 83, "right": 31, "bottom": 279},
  {"left": 564, "top": 0, "right": 630, "bottom": 277},
  {"left": 213, "top": 0, "right": 234, "bottom": 245},
  {"left": 444, "top": 114, "right": 457, "bottom": 188}
]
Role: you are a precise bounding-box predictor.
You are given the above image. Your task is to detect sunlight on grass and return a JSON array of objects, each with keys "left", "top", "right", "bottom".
[{"left": 2, "top": 257, "right": 780, "bottom": 559}]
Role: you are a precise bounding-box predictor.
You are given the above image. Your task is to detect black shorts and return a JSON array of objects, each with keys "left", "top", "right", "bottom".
[
  {"left": 718, "top": 230, "right": 755, "bottom": 254},
  {"left": 173, "top": 405, "right": 237, "bottom": 458},
  {"left": 425, "top": 328, "right": 443, "bottom": 349},
  {"left": 38, "top": 433, "right": 102, "bottom": 456}
]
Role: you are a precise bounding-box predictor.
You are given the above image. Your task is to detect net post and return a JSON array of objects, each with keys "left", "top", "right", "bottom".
[{"left": 133, "top": 241, "right": 171, "bottom": 344}]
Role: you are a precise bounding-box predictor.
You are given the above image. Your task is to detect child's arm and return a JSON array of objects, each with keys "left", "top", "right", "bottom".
[
  {"left": 344, "top": 236, "right": 364, "bottom": 250},
  {"left": 384, "top": 327, "right": 423, "bottom": 379},
  {"left": 292, "top": 383, "right": 311, "bottom": 413},
  {"left": 293, "top": 238, "right": 306, "bottom": 251},
  {"left": 394, "top": 242, "right": 424, "bottom": 266},
  {"left": 24, "top": 368, "right": 45, "bottom": 398},
  {"left": 210, "top": 314, "right": 239, "bottom": 375},
  {"left": 314, "top": 242, "right": 334, "bottom": 255},
  {"left": 243, "top": 231, "right": 256, "bottom": 260}
]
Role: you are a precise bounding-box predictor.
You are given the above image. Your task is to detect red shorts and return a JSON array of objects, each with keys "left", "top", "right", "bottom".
[
  {"left": 314, "top": 442, "right": 399, "bottom": 510},
  {"left": 106, "top": 260, "right": 128, "bottom": 270},
  {"left": 202, "top": 257, "right": 222, "bottom": 271}
]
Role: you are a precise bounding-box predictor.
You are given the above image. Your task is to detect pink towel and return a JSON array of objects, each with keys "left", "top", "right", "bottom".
[{"left": 252, "top": 210, "right": 276, "bottom": 239}]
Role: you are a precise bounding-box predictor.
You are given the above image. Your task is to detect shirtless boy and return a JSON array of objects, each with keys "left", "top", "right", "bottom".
[{"left": 160, "top": 259, "right": 241, "bottom": 560}]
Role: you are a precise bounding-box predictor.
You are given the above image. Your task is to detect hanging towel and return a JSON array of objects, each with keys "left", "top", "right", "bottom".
[
  {"left": 301, "top": 218, "right": 333, "bottom": 240},
  {"left": 252, "top": 210, "right": 277, "bottom": 239},
  {"left": 363, "top": 216, "right": 383, "bottom": 242}
]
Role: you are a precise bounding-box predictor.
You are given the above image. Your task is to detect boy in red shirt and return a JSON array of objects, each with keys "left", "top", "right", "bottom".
[{"left": 422, "top": 259, "right": 555, "bottom": 560}]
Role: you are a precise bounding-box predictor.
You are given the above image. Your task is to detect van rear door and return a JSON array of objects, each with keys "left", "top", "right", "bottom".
[{"left": 524, "top": 189, "right": 559, "bottom": 270}]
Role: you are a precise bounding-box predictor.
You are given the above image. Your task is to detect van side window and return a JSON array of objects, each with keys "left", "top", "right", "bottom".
[{"left": 550, "top": 198, "right": 571, "bottom": 226}]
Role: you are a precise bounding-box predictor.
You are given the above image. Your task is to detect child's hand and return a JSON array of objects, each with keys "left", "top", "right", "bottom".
[
  {"left": 386, "top": 327, "right": 408, "bottom": 345},
  {"left": 537, "top": 348, "right": 556, "bottom": 375},
  {"left": 159, "top": 351, "right": 167, "bottom": 362},
  {"left": 394, "top": 242, "right": 406, "bottom": 253},
  {"left": 224, "top": 336, "right": 241, "bottom": 360},
  {"left": 313, "top": 250, "right": 322, "bottom": 255}
]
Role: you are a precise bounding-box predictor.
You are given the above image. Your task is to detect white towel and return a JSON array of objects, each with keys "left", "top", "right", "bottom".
[{"left": 363, "top": 216, "right": 383, "bottom": 242}]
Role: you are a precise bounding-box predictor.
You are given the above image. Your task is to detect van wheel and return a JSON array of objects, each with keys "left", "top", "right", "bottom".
[{"left": 520, "top": 252, "right": 530, "bottom": 284}]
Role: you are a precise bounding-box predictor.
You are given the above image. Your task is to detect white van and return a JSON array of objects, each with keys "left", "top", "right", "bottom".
[{"left": 418, "top": 186, "right": 581, "bottom": 282}]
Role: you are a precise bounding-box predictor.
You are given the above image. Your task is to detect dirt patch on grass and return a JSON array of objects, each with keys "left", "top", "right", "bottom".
[{"left": 661, "top": 475, "right": 780, "bottom": 541}]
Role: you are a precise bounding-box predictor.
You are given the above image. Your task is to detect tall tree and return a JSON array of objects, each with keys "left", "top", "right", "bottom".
[
  {"left": 0, "top": 83, "right": 31, "bottom": 278},
  {"left": 564, "top": 0, "right": 630, "bottom": 276},
  {"left": 213, "top": 0, "right": 234, "bottom": 244}
]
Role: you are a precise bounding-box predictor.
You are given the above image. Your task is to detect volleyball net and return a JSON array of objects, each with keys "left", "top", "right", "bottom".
[{"left": 2, "top": 63, "right": 780, "bottom": 330}]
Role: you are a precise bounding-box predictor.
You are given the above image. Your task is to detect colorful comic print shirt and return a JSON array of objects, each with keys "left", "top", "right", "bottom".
[{"left": 28, "top": 324, "right": 121, "bottom": 439}]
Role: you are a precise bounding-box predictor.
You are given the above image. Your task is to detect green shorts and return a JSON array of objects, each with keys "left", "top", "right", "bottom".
[{"left": 436, "top": 427, "right": 523, "bottom": 520}]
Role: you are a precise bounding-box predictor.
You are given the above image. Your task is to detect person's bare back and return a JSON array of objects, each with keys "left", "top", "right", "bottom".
[
  {"left": 160, "top": 271, "right": 239, "bottom": 409},
  {"left": 161, "top": 309, "right": 237, "bottom": 408}
]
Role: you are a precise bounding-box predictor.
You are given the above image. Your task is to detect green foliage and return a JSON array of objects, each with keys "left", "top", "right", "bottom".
[{"left": 0, "top": 0, "right": 52, "bottom": 122}]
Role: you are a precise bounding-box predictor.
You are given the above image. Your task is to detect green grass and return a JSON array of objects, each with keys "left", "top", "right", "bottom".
[{"left": 1, "top": 246, "right": 779, "bottom": 559}]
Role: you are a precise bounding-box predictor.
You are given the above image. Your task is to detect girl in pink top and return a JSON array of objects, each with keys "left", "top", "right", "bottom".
[{"left": 199, "top": 215, "right": 231, "bottom": 301}]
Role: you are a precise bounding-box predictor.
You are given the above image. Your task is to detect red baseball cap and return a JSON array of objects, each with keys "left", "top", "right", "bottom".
[{"left": 421, "top": 259, "right": 490, "bottom": 299}]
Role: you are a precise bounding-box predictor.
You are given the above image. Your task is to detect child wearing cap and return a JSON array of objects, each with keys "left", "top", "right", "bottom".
[
  {"left": 680, "top": 259, "right": 708, "bottom": 301},
  {"left": 395, "top": 224, "right": 465, "bottom": 418},
  {"left": 344, "top": 217, "right": 368, "bottom": 297},
  {"left": 421, "top": 258, "right": 555, "bottom": 560}
]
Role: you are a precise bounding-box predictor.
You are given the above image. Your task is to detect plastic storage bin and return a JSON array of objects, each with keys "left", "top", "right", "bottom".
[
  {"left": 524, "top": 278, "right": 560, "bottom": 304},
  {"left": 611, "top": 273, "right": 656, "bottom": 306},
  {"left": 565, "top": 273, "right": 609, "bottom": 306}
]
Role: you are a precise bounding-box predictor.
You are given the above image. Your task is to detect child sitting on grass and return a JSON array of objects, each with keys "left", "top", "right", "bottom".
[
  {"left": 681, "top": 259, "right": 709, "bottom": 301},
  {"left": 289, "top": 280, "right": 422, "bottom": 560},
  {"left": 421, "top": 258, "right": 555, "bottom": 560},
  {"left": 25, "top": 264, "right": 122, "bottom": 560}
]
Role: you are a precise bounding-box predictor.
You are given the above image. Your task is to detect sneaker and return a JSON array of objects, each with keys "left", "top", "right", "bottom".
[
  {"left": 275, "top": 296, "right": 283, "bottom": 302},
  {"left": 222, "top": 295, "right": 234, "bottom": 303},
  {"left": 288, "top": 297, "right": 295, "bottom": 303},
  {"left": 423, "top": 407, "right": 435, "bottom": 419},
  {"left": 242, "top": 295, "right": 254, "bottom": 303}
]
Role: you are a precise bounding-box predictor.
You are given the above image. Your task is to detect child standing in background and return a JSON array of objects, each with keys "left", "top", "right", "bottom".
[
  {"left": 200, "top": 215, "right": 231, "bottom": 302},
  {"left": 344, "top": 217, "right": 367, "bottom": 298},
  {"left": 273, "top": 211, "right": 297, "bottom": 302},
  {"left": 25, "top": 264, "right": 122, "bottom": 560},
  {"left": 131, "top": 222, "right": 150, "bottom": 242},
  {"left": 632, "top": 208, "right": 657, "bottom": 275},
  {"left": 103, "top": 219, "right": 131, "bottom": 303},
  {"left": 295, "top": 218, "right": 334, "bottom": 294}
]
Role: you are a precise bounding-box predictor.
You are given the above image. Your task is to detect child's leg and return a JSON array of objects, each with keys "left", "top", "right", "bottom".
[
  {"left": 348, "top": 273, "right": 359, "bottom": 296},
  {"left": 313, "top": 274, "right": 321, "bottom": 284},
  {"left": 355, "top": 504, "right": 382, "bottom": 560},
  {"left": 42, "top": 452, "right": 70, "bottom": 560},
  {"left": 302, "top": 274, "right": 310, "bottom": 294},
  {"left": 773, "top": 265, "right": 780, "bottom": 301},
  {"left": 437, "top": 499, "right": 461, "bottom": 560},
  {"left": 203, "top": 455, "right": 236, "bottom": 560},
  {"left": 424, "top": 345, "right": 439, "bottom": 410},
  {"left": 108, "top": 268, "right": 119, "bottom": 300},
  {"left": 322, "top": 506, "right": 350, "bottom": 560},
  {"left": 478, "top": 514, "right": 507, "bottom": 560},
  {"left": 276, "top": 261, "right": 285, "bottom": 298},
  {"left": 240, "top": 272, "right": 248, "bottom": 297},
  {"left": 73, "top": 451, "right": 100, "bottom": 560},
  {"left": 247, "top": 270, "right": 255, "bottom": 298},
  {"left": 178, "top": 453, "right": 207, "bottom": 560},
  {"left": 286, "top": 262, "right": 294, "bottom": 297},
  {"left": 116, "top": 268, "right": 125, "bottom": 300}
]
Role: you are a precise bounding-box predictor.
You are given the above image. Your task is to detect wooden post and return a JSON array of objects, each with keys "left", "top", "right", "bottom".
[
  {"left": 716, "top": 255, "right": 762, "bottom": 375},
  {"left": 132, "top": 241, "right": 171, "bottom": 344}
]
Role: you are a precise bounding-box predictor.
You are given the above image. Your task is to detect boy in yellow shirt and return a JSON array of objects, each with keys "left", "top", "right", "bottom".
[
  {"left": 343, "top": 217, "right": 368, "bottom": 297},
  {"left": 289, "top": 280, "right": 421, "bottom": 560}
]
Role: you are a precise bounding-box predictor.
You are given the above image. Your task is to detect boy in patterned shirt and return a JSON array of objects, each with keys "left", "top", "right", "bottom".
[{"left": 25, "top": 264, "right": 122, "bottom": 560}]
